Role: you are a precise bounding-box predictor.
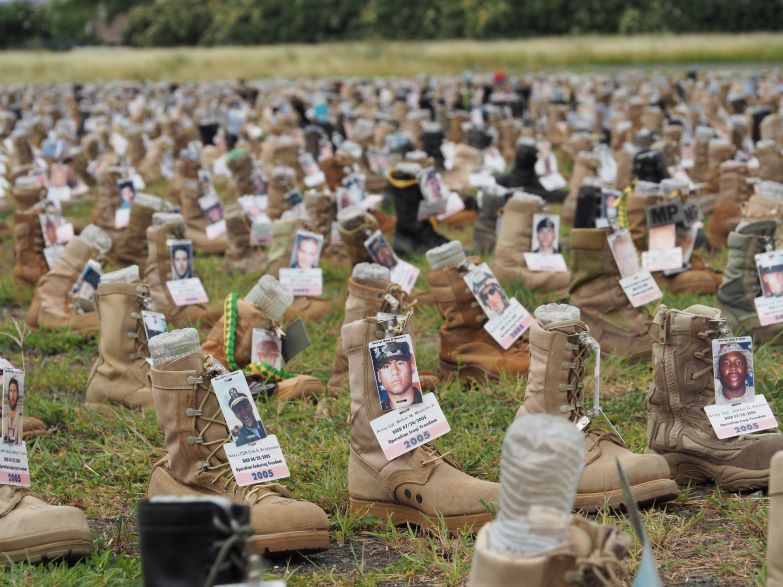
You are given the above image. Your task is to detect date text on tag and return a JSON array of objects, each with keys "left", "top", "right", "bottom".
[
  {"left": 619, "top": 271, "right": 662, "bottom": 307},
  {"left": 370, "top": 393, "right": 451, "bottom": 460},
  {"left": 641, "top": 248, "right": 683, "bottom": 272},
  {"left": 523, "top": 252, "right": 568, "bottom": 273},
  {"left": 0, "top": 442, "right": 30, "bottom": 487},
  {"left": 166, "top": 278, "right": 209, "bottom": 306},
  {"left": 755, "top": 296, "right": 783, "bottom": 326},
  {"left": 223, "top": 435, "right": 290, "bottom": 486},
  {"left": 390, "top": 261, "right": 420, "bottom": 294},
  {"left": 703, "top": 395, "right": 778, "bottom": 439},
  {"left": 484, "top": 299, "right": 533, "bottom": 349},
  {"left": 279, "top": 268, "right": 323, "bottom": 297}
]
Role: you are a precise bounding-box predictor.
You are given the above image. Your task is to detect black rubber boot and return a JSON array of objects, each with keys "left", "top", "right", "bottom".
[
  {"left": 139, "top": 496, "right": 250, "bottom": 587},
  {"left": 386, "top": 166, "right": 448, "bottom": 258},
  {"left": 495, "top": 140, "right": 566, "bottom": 203},
  {"left": 573, "top": 184, "right": 603, "bottom": 229}
]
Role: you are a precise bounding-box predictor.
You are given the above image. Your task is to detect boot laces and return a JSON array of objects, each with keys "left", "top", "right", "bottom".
[
  {"left": 188, "top": 360, "right": 292, "bottom": 504},
  {"left": 418, "top": 444, "right": 457, "bottom": 469},
  {"left": 203, "top": 514, "right": 253, "bottom": 587},
  {"left": 381, "top": 283, "right": 415, "bottom": 314}
]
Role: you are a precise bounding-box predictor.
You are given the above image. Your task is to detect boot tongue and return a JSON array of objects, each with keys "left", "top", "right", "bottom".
[
  {"left": 101, "top": 265, "right": 140, "bottom": 283},
  {"left": 149, "top": 328, "right": 203, "bottom": 369},
  {"left": 426, "top": 240, "right": 466, "bottom": 270}
]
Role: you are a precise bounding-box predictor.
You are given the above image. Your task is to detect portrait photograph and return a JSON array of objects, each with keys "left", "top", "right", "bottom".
[
  {"left": 364, "top": 230, "right": 398, "bottom": 270},
  {"left": 712, "top": 337, "right": 755, "bottom": 406},
  {"left": 464, "top": 264, "right": 510, "bottom": 319},
  {"left": 117, "top": 178, "right": 136, "bottom": 209},
  {"left": 607, "top": 229, "right": 640, "bottom": 279},
  {"left": 756, "top": 251, "right": 783, "bottom": 298},
  {"left": 251, "top": 329, "right": 283, "bottom": 370},
  {"left": 289, "top": 230, "right": 324, "bottom": 269},
  {"left": 369, "top": 334, "right": 423, "bottom": 413},
  {"left": 213, "top": 372, "right": 267, "bottom": 447},
  {"left": 169, "top": 239, "right": 194, "bottom": 280},
  {"left": 2, "top": 369, "right": 24, "bottom": 446},
  {"left": 141, "top": 311, "right": 168, "bottom": 341},
  {"left": 531, "top": 213, "right": 560, "bottom": 254},
  {"left": 197, "top": 192, "right": 225, "bottom": 224},
  {"left": 71, "top": 260, "right": 102, "bottom": 303}
]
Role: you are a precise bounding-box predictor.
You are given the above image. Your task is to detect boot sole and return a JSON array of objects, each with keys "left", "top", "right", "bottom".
[
  {"left": 1, "top": 538, "right": 92, "bottom": 564},
  {"left": 655, "top": 451, "right": 770, "bottom": 491},
  {"left": 574, "top": 478, "right": 679, "bottom": 512},
  {"left": 349, "top": 498, "right": 493, "bottom": 536},
  {"left": 438, "top": 360, "right": 499, "bottom": 384},
  {"left": 247, "top": 530, "right": 330, "bottom": 556}
]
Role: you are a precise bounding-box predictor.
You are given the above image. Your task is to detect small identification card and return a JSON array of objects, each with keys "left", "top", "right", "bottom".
[
  {"left": 166, "top": 277, "right": 209, "bottom": 306},
  {"left": 223, "top": 435, "right": 290, "bottom": 486},
  {"left": 43, "top": 245, "right": 64, "bottom": 269},
  {"left": 141, "top": 311, "right": 168, "bottom": 341},
  {"left": 370, "top": 393, "right": 451, "bottom": 461},
  {"left": 390, "top": 261, "right": 419, "bottom": 294},
  {"left": 0, "top": 442, "right": 30, "bottom": 487},
  {"left": 250, "top": 328, "right": 283, "bottom": 369},
  {"left": 523, "top": 252, "right": 568, "bottom": 273},
  {"left": 712, "top": 336, "right": 755, "bottom": 406},
  {"left": 755, "top": 296, "right": 783, "bottom": 326},
  {"left": 539, "top": 172, "right": 567, "bottom": 191},
  {"left": 249, "top": 216, "right": 272, "bottom": 246},
  {"left": 484, "top": 298, "right": 533, "bottom": 350},
  {"left": 330, "top": 221, "right": 343, "bottom": 246},
  {"left": 619, "top": 271, "right": 662, "bottom": 307},
  {"left": 608, "top": 229, "right": 641, "bottom": 279},
  {"left": 436, "top": 191, "right": 466, "bottom": 221},
  {"left": 279, "top": 268, "right": 323, "bottom": 297},
  {"left": 56, "top": 222, "right": 74, "bottom": 244},
  {"left": 205, "top": 219, "right": 227, "bottom": 240},
  {"left": 641, "top": 247, "right": 683, "bottom": 272},
  {"left": 704, "top": 395, "right": 778, "bottom": 439},
  {"left": 115, "top": 207, "right": 130, "bottom": 229},
  {"left": 212, "top": 371, "right": 290, "bottom": 485}
]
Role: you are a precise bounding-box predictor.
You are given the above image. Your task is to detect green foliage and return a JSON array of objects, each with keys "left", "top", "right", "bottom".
[{"left": 1, "top": 0, "right": 783, "bottom": 49}]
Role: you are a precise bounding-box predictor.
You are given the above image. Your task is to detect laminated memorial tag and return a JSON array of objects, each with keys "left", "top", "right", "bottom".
[
  {"left": 607, "top": 229, "right": 641, "bottom": 279},
  {"left": 212, "top": 371, "right": 289, "bottom": 486},
  {"left": 281, "top": 319, "right": 311, "bottom": 363},
  {"left": 704, "top": 395, "right": 778, "bottom": 440},
  {"left": 711, "top": 336, "right": 756, "bottom": 406},
  {"left": 643, "top": 224, "right": 682, "bottom": 272},
  {"left": 464, "top": 263, "right": 532, "bottom": 349},
  {"left": 523, "top": 253, "right": 568, "bottom": 273},
  {"left": 288, "top": 229, "right": 324, "bottom": 270},
  {"left": 299, "top": 153, "right": 326, "bottom": 187},
  {"left": 619, "top": 271, "right": 662, "bottom": 307},
  {"left": 141, "top": 311, "right": 168, "bottom": 341},
  {"left": 418, "top": 167, "right": 448, "bottom": 219},
  {"left": 279, "top": 268, "right": 323, "bottom": 297},
  {"left": 198, "top": 192, "right": 226, "bottom": 240},
  {"left": 250, "top": 329, "right": 283, "bottom": 369},
  {"left": 754, "top": 250, "right": 783, "bottom": 326},
  {"left": 0, "top": 369, "right": 30, "bottom": 487},
  {"left": 436, "top": 192, "right": 467, "bottom": 222},
  {"left": 368, "top": 333, "right": 450, "bottom": 460},
  {"left": 330, "top": 221, "right": 343, "bottom": 246},
  {"left": 364, "top": 230, "right": 419, "bottom": 293},
  {"left": 71, "top": 259, "right": 103, "bottom": 304},
  {"left": 166, "top": 278, "right": 209, "bottom": 306},
  {"left": 115, "top": 207, "right": 130, "bottom": 229},
  {"left": 249, "top": 215, "right": 272, "bottom": 246},
  {"left": 168, "top": 239, "right": 194, "bottom": 280}
]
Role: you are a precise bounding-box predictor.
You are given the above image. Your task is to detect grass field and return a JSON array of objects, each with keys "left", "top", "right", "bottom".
[
  {"left": 1, "top": 174, "right": 781, "bottom": 586},
  {"left": 1, "top": 33, "right": 783, "bottom": 84}
]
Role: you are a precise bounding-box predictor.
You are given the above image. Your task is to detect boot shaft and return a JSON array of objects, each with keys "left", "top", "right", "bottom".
[
  {"left": 224, "top": 207, "right": 251, "bottom": 259},
  {"left": 426, "top": 261, "right": 486, "bottom": 331},
  {"left": 338, "top": 212, "right": 378, "bottom": 266},
  {"left": 203, "top": 299, "right": 274, "bottom": 370},
  {"left": 718, "top": 160, "right": 751, "bottom": 202},
  {"left": 568, "top": 228, "right": 618, "bottom": 295},
  {"left": 718, "top": 221, "right": 777, "bottom": 313},
  {"left": 95, "top": 281, "right": 151, "bottom": 369},
  {"left": 495, "top": 195, "right": 543, "bottom": 257}
]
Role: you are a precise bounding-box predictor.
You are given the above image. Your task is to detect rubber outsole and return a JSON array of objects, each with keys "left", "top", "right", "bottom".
[
  {"left": 438, "top": 359, "right": 501, "bottom": 384},
  {"left": 0, "top": 538, "right": 92, "bottom": 564},
  {"left": 574, "top": 478, "right": 679, "bottom": 512},
  {"left": 247, "top": 530, "right": 330, "bottom": 556},
  {"left": 656, "top": 451, "right": 770, "bottom": 491},
  {"left": 349, "top": 498, "right": 493, "bottom": 536}
]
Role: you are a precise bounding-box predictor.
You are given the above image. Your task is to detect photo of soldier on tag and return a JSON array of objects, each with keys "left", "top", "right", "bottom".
[
  {"left": 531, "top": 213, "right": 560, "bottom": 254},
  {"left": 117, "top": 178, "right": 136, "bottom": 209},
  {"left": 214, "top": 376, "right": 268, "bottom": 447},
  {"left": 2, "top": 371, "right": 24, "bottom": 446},
  {"left": 365, "top": 230, "right": 398, "bottom": 270},
  {"left": 251, "top": 329, "right": 283, "bottom": 370},
  {"left": 169, "top": 240, "right": 193, "bottom": 280},
  {"left": 289, "top": 230, "right": 324, "bottom": 269},
  {"left": 757, "top": 251, "right": 783, "bottom": 298},
  {"left": 712, "top": 337, "right": 755, "bottom": 405},
  {"left": 370, "top": 335, "right": 423, "bottom": 412},
  {"left": 464, "top": 267, "right": 511, "bottom": 318}
]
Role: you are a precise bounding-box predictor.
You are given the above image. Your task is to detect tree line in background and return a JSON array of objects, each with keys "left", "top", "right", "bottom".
[{"left": 2, "top": 0, "right": 783, "bottom": 49}]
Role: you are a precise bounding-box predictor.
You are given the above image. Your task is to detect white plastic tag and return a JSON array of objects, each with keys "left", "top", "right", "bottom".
[
  {"left": 755, "top": 296, "right": 783, "bottom": 326},
  {"left": 704, "top": 395, "right": 778, "bottom": 439},
  {"left": 523, "top": 252, "right": 568, "bottom": 273},
  {"left": 370, "top": 393, "right": 451, "bottom": 461},
  {"left": 115, "top": 207, "right": 130, "bottom": 229},
  {"left": 390, "top": 261, "right": 419, "bottom": 294},
  {"left": 642, "top": 248, "right": 683, "bottom": 272},
  {"left": 619, "top": 271, "right": 663, "bottom": 307},
  {"left": 0, "top": 442, "right": 30, "bottom": 487},
  {"left": 141, "top": 310, "right": 168, "bottom": 341},
  {"left": 279, "top": 268, "right": 323, "bottom": 297},
  {"left": 166, "top": 278, "right": 209, "bottom": 306}
]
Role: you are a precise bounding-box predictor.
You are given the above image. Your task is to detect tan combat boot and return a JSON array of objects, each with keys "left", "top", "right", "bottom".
[
  {"left": 646, "top": 304, "right": 783, "bottom": 490},
  {"left": 143, "top": 214, "right": 216, "bottom": 328},
  {"left": 490, "top": 193, "right": 570, "bottom": 297},
  {"left": 708, "top": 160, "right": 752, "bottom": 248},
  {"left": 0, "top": 487, "right": 92, "bottom": 563},
  {"left": 26, "top": 225, "right": 111, "bottom": 335},
  {"left": 426, "top": 245, "right": 530, "bottom": 381},
  {"left": 84, "top": 278, "right": 154, "bottom": 409},
  {"left": 336, "top": 207, "right": 379, "bottom": 266},
  {"left": 224, "top": 205, "right": 267, "bottom": 273},
  {"left": 705, "top": 139, "right": 735, "bottom": 197},
  {"left": 264, "top": 218, "right": 335, "bottom": 323},
  {"left": 757, "top": 140, "right": 783, "bottom": 184},
  {"left": 767, "top": 451, "right": 783, "bottom": 587},
  {"left": 201, "top": 289, "right": 323, "bottom": 402},
  {"left": 226, "top": 149, "right": 256, "bottom": 198},
  {"left": 741, "top": 182, "right": 783, "bottom": 249},
  {"left": 716, "top": 220, "right": 783, "bottom": 343},
  {"left": 147, "top": 331, "right": 330, "bottom": 555},
  {"left": 91, "top": 166, "right": 124, "bottom": 239},
  {"left": 114, "top": 194, "right": 163, "bottom": 270},
  {"left": 267, "top": 166, "right": 296, "bottom": 220},
  {"left": 180, "top": 180, "right": 228, "bottom": 255},
  {"left": 516, "top": 307, "right": 678, "bottom": 509},
  {"left": 12, "top": 205, "right": 48, "bottom": 285},
  {"left": 689, "top": 126, "right": 713, "bottom": 184},
  {"left": 569, "top": 228, "right": 651, "bottom": 362},
  {"left": 343, "top": 316, "right": 498, "bottom": 534}
]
